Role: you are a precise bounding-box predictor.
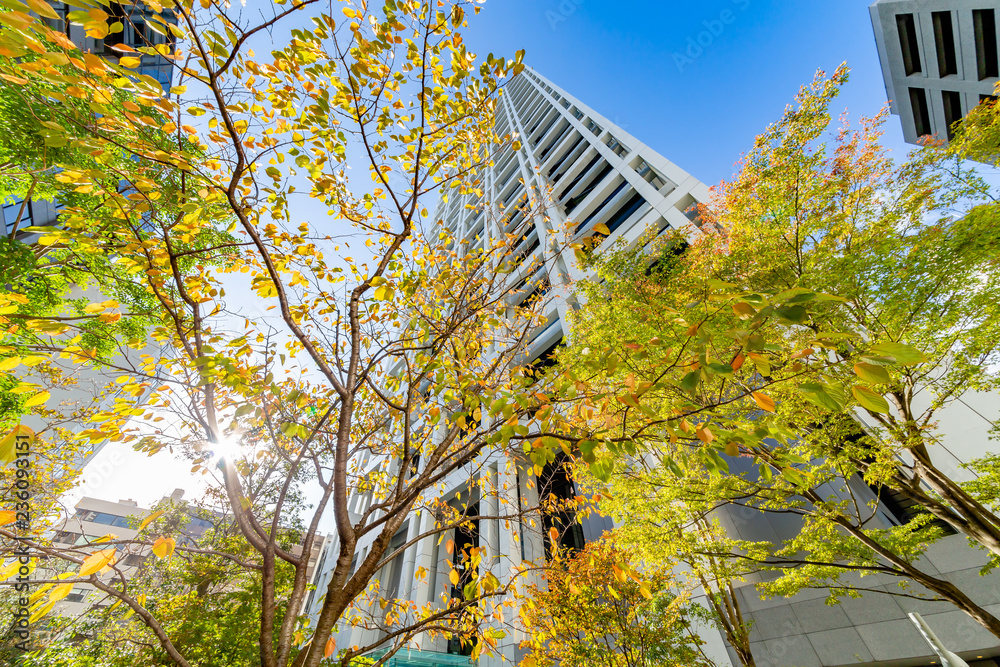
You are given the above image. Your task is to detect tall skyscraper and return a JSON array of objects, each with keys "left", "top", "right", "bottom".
[
  {"left": 305, "top": 68, "right": 1000, "bottom": 667},
  {"left": 304, "top": 68, "right": 730, "bottom": 666},
  {"left": 870, "top": 0, "right": 1000, "bottom": 145}
]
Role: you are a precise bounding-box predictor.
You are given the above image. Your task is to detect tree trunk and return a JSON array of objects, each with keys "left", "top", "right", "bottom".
[{"left": 833, "top": 514, "right": 1000, "bottom": 639}]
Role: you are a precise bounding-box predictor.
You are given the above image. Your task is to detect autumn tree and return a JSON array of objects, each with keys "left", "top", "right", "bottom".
[
  {"left": 0, "top": 1, "right": 586, "bottom": 666},
  {"left": 555, "top": 65, "right": 1000, "bottom": 640},
  {"left": 519, "top": 537, "right": 712, "bottom": 667}
]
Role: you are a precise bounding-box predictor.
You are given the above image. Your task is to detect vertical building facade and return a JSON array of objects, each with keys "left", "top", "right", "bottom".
[
  {"left": 870, "top": 0, "right": 1000, "bottom": 144},
  {"left": 307, "top": 66, "right": 1000, "bottom": 666},
  {"left": 305, "top": 68, "right": 722, "bottom": 666}
]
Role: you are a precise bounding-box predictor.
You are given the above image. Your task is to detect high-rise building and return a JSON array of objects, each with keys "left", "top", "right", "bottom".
[
  {"left": 870, "top": 0, "right": 1000, "bottom": 144},
  {"left": 304, "top": 67, "right": 719, "bottom": 666},
  {"left": 304, "top": 68, "right": 1000, "bottom": 667}
]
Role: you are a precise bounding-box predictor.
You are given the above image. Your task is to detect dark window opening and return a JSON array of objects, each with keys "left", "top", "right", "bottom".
[
  {"left": 942, "top": 90, "right": 962, "bottom": 139},
  {"left": 909, "top": 87, "right": 932, "bottom": 137},
  {"left": 933, "top": 11, "right": 958, "bottom": 77},
  {"left": 562, "top": 163, "right": 613, "bottom": 215},
  {"left": 576, "top": 180, "right": 628, "bottom": 233},
  {"left": 447, "top": 504, "right": 480, "bottom": 656},
  {"left": 974, "top": 9, "right": 999, "bottom": 80},
  {"left": 547, "top": 135, "right": 584, "bottom": 179},
  {"left": 557, "top": 154, "right": 601, "bottom": 203},
  {"left": 896, "top": 13, "right": 922, "bottom": 75},
  {"left": 539, "top": 456, "right": 586, "bottom": 558},
  {"left": 602, "top": 192, "right": 648, "bottom": 236},
  {"left": 382, "top": 527, "right": 408, "bottom": 600},
  {"left": 526, "top": 337, "right": 564, "bottom": 381}
]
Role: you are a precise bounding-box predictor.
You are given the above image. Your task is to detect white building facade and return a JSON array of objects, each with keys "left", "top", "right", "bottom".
[
  {"left": 304, "top": 68, "right": 720, "bottom": 666},
  {"left": 870, "top": 0, "right": 1000, "bottom": 144}
]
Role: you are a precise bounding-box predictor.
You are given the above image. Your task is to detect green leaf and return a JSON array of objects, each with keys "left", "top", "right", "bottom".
[
  {"left": 853, "top": 362, "right": 892, "bottom": 385},
  {"left": 679, "top": 371, "right": 700, "bottom": 394},
  {"left": 797, "top": 382, "right": 846, "bottom": 411},
  {"left": 852, "top": 385, "right": 890, "bottom": 414},
  {"left": 868, "top": 342, "right": 926, "bottom": 366},
  {"left": 774, "top": 305, "right": 807, "bottom": 324}
]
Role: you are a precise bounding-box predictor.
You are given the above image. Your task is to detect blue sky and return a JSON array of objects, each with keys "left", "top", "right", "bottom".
[{"left": 464, "top": 0, "right": 908, "bottom": 186}]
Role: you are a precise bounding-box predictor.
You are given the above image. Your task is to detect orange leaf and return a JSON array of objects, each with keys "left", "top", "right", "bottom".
[
  {"left": 152, "top": 536, "right": 176, "bottom": 558},
  {"left": 79, "top": 548, "right": 116, "bottom": 577},
  {"left": 752, "top": 392, "right": 776, "bottom": 413},
  {"left": 324, "top": 635, "right": 335, "bottom": 658},
  {"left": 731, "top": 353, "right": 745, "bottom": 371},
  {"left": 0, "top": 511, "right": 15, "bottom": 527}
]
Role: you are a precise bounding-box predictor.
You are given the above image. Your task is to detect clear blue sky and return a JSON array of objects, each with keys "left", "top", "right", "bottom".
[{"left": 464, "top": 0, "right": 907, "bottom": 186}]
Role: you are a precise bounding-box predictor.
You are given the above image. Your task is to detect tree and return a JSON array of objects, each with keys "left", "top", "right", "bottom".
[
  {"left": 554, "top": 65, "right": 1000, "bottom": 639},
  {"left": 14, "top": 498, "right": 300, "bottom": 667},
  {"left": 519, "top": 537, "right": 712, "bottom": 667},
  {"left": 0, "top": 1, "right": 586, "bottom": 666}
]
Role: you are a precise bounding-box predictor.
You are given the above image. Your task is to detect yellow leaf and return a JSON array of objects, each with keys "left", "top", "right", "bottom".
[
  {"left": 137, "top": 510, "right": 164, "bottom": 532},
  {"left": 24, "top": 391, "right": 51, "bottom": 408},
  {"left": 593, "top": 222, "right": 610, "bottom": 235},
  {"left": 0, "top": 560, "right": 19, "bottom": 580},
  {"left": 79, "top": 548, "right": 116, "bottom": 577},
  {"left": 23, "top": 0, "right": 60, "bottom": 20},
  {"left": 0, "top": 425, "right": 33, "bottom": 464},
  {"left": 342, "top": 7, "right": 357, "bottom": 17},
  {"left": 152, "top": 536, "right": 176, "bottom": 558},
  {"left": 639, "top": 585, "right": 652, "bottom": 600},
  {"left": 29, "top": 600, "right": 56, "bottom": 623},
  {"left": 49, "top": 582, "right": 74, "bottom": 602},
  {"left": 449, "top": 569, "right": 460, "bottom": 586},
  {"left": 119, "top": 56, "right": 141, "bottom": 68},
  {"left": 0, "top": 357, "right": 20, "bottom": 371},
  {"left": 752, "top": 392, "right": 775, "bottom": 413}
]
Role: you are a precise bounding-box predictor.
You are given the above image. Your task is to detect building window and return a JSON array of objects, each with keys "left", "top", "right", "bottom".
[
  {"left": 909, "top": 87, "right": 932, "bottom": 137},
  {"left": 2, "top": 198, "right": 32, "bottom": 236},
  {"left": 974, "top": 9, "right": 999, "bottom": 80},
  {"left": 896, "top": 13, "right": 922, "bottom": 76},
  {"left": 65, "top": 588, "right": 88, "bottom": 604},
  {"left": 942, "top": 90, "right": 962, "bottom": 140},
  {"left": 932, "top": 11, "right": 957, "bottom": 77}
]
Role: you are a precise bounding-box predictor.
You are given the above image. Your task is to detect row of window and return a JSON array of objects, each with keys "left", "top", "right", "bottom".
[
  {"left": 909, "top": 86, "right": 996, "bottom": 138},
  {"left": 896, "top": 9, "right": 999, "bottom": 80}
]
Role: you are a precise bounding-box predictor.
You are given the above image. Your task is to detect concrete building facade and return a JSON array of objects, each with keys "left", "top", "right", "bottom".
[
  {"left": 870, "top": 0, "right": 1000, "bottom": 144},
  {"left": 304, "top": 67, "right": 718, "bottom": 666}
]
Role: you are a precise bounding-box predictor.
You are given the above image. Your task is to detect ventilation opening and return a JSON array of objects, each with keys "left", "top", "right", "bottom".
[
  {"left": 933, "top": 11, "right": 958, "bottom": 77},
  {"left": 909, "top": 87, "right": 932, "bottom": 137},
  {"left": 896, "top": 13, "right": 922, "bottom": 76},
  {"left": 974, "top": 9, "right": 999, "bottom": 80},
  {"left": 942, "top": 90, "right": 962, "bottom": 140}
]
